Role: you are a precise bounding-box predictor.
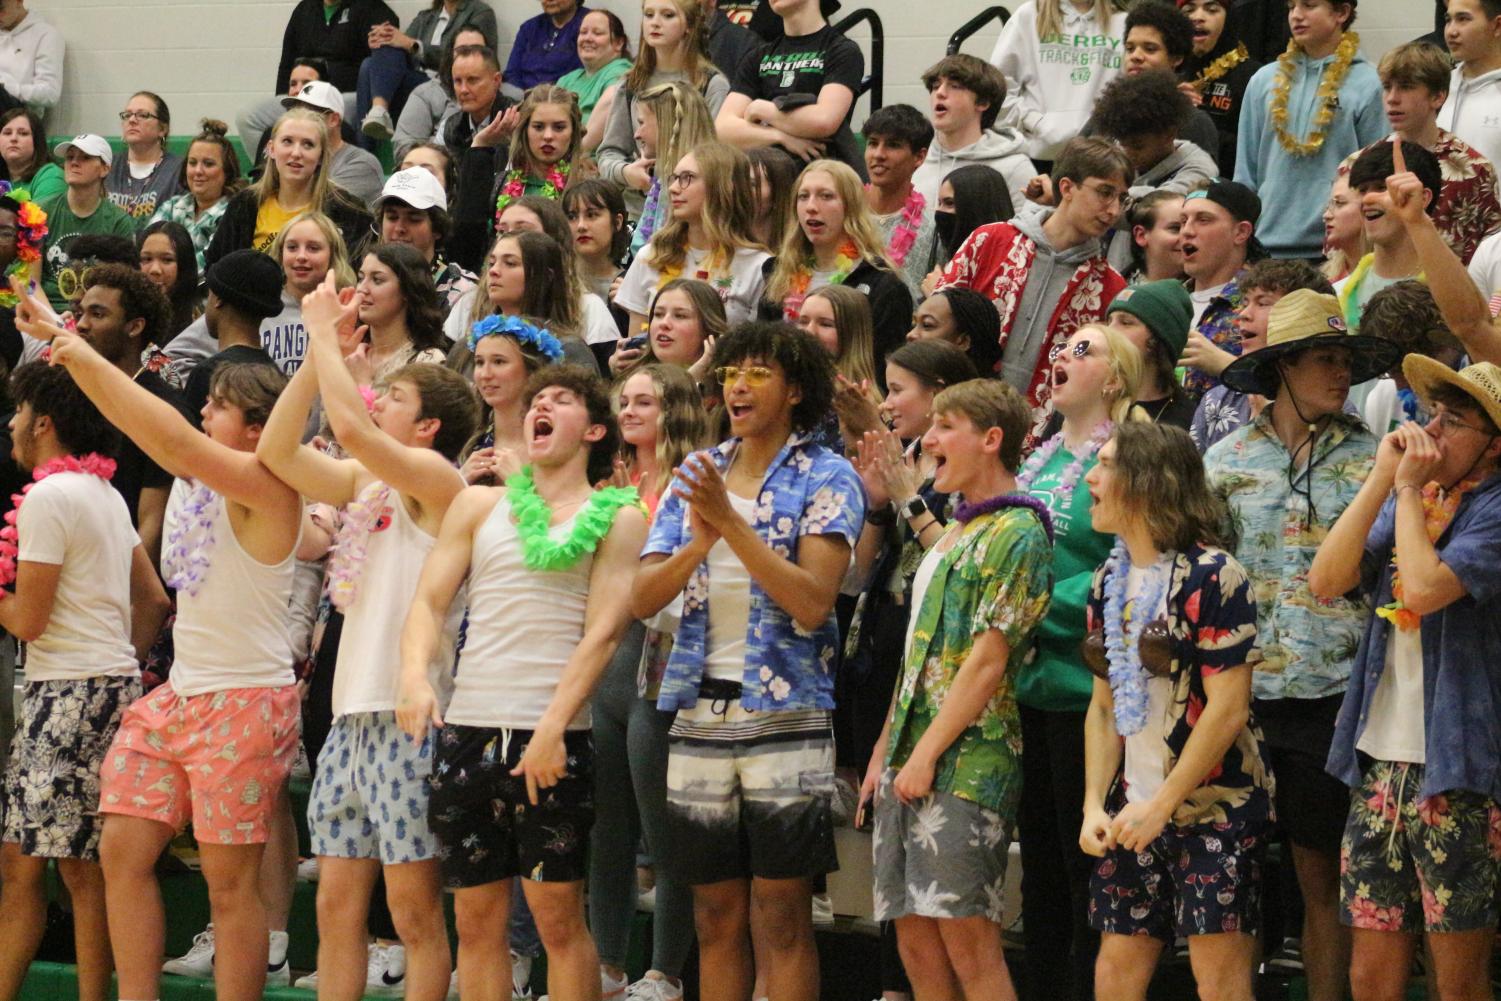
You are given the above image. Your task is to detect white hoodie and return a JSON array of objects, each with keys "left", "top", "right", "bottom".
[
  {"left": 0, "top": 12, "right": 62, "bottom": 113},
  {"left": 1439, "top": 65, "right": 1501, "bottom": 171},
  {"left": 990, "top": 1, "right": 1127, "bottom": 161},
  {"left": 911, "top": 127, "right": 1036, "bottom": 214}
]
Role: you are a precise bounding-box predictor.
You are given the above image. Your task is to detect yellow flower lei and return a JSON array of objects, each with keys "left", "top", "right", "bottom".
[
  {"left": 1190, "top": 43, "right": 1249, "bottom": 89},
  {"left": 1270, "top": 32, "right": 1359, "bottom": 157}
]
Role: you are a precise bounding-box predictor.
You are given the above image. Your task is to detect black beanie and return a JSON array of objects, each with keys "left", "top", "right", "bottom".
[{"left": 206, "top": 249, "right": 285, "bottom": 320}]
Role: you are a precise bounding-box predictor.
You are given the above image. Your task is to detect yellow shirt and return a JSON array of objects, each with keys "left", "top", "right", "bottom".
[{"left": 253, "top": 197, "right": 300, "bottom": 255}]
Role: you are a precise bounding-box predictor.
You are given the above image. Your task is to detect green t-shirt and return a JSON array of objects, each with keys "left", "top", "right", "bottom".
[
  {"left": 40, "top": 193, "right": 137, "bottom": 311},
  {"left": 558, "top": 57, "right": 632, "bottom": 123},
  {"left": 1017, "top": 440, "right": 1116, "bottom": 712},
  {"left": 20, "top": 163, "right": 65, "bottom": 208}
]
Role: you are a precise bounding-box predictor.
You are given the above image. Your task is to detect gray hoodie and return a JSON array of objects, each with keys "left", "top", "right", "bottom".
[
  {"left": 911, "top": 127, "right": 1034, "bottom": 216},
  {"left": 998, "top": 207, "right": 1106, "bottom": 394},
  {"left": 1107, "top": 139, "right": 1219, "bottom": 271}
]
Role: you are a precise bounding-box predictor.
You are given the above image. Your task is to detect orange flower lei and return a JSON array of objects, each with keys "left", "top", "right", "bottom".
[
  {"left": 1269, "top": 32, "right": 1359, "bottom": 157},
  {"left": 782, "top": 239, "right": 859, "bottom": 321},
  {"left": 1376, "top": 472, "right": 1482, "bottom": 631}
]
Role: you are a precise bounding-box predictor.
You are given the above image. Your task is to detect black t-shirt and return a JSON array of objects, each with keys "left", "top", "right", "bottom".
[
  {"left": 114, "top": 370, "right": 192, "bottom": 526},
  {"left": 183, "top": 344, "right": 279, "bottom": 427},
  {"left": 731, "top": 24, "right": 866, "bottom": 177}
]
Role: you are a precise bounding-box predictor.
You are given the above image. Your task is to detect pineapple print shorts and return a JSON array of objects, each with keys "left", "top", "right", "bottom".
[
  {"left": 309, "top": 711, "right": 437, "bottom": 864},
  {"left": 98, "top": 681, "right": 300, "bottom": 845}
]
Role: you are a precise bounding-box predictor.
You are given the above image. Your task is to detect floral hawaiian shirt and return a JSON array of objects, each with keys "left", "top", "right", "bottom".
[
  {"left": 149, "top": 192, "right": 229, "bottom": 274},
  {"left": 1205, "top": 407, "right": 1377, "bottom": 700},
  {"left": 1184, "top": 271, "right": 1248, "bottom": 396},
  {"left": 886, "top": 504, "right": 1054, "bottom": 816},
  {"left": 644, "top": 433, "right": 866, "bottom": 712},
  {"left": 1086, "top": 545, "right": 1273, "bottom": 826}
]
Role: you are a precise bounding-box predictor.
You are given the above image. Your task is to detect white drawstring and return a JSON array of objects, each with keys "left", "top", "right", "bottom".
[{"left": 1384, "top": 761, "right": 1411, "bottom": 864}]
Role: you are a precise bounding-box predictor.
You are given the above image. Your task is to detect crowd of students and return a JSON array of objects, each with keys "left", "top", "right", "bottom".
[{"left": 0, "top": 0, "right": 1499, "bottom": 1001}]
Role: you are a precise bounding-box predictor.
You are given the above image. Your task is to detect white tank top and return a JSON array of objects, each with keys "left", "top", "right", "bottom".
[
  {"left": 166, "top": 480, "right": 300, "bottom": 696},
  {"left": 443, "top": 496, "right": 594, "bottom": 730},
  {"left": 332, "top": 480, "right": 463, "bottom": 717}
]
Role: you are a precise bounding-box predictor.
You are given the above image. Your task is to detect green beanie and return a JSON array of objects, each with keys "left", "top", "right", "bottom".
[{"left": 1106, "top": 280, "right": 1194, "bottom": 360}]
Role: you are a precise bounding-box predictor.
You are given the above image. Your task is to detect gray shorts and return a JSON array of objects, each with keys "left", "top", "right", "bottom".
[{"left": 872, "top": 768, "right": 1012, "bottom": 923}]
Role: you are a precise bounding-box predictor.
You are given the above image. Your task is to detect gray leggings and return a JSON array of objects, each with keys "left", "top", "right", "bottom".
[{"left": 587, "top": 622, "right": 695, "bottom": 976}]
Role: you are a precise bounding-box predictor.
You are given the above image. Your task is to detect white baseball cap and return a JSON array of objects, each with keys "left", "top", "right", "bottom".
[
  {"left": 54, "top": 134, "right": 113, "bottom": 167},
  {"left": 376, "top": 167, "right": 448, "bottom": 213},
  {"left": 282, "top": 79, "right": 344, "bottom": 118}
]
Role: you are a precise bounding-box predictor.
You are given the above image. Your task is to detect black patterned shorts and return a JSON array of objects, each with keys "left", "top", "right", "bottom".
[
  {"left": 1, "top": 676, "right": 142, "bottom": 861},
  {"left": 427, "top": 724, "right": 594, "bottom": 888}
]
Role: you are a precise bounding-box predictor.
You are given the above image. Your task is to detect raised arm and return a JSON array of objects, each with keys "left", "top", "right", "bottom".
[
  {"left": 256, "top": 339, "right": 364, "bottom": 507},
  {"left": 1309, "top": 427, "right": 1400, "bottom": 598}
]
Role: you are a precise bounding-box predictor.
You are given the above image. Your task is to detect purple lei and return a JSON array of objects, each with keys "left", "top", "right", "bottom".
[
  {"left": 1016, "top": 420, "right": 1112, "bottom": 496},
  {"left": 953, "top": 492, "right": 1055, "bottom": 543},
  {"left": 162, "top": 481, "right": 220, "bottom": 597}
]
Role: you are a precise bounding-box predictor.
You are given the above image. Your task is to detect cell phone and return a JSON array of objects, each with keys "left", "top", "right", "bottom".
[{"left": 622, "top": 334, "right": 649, "bottom": 352}]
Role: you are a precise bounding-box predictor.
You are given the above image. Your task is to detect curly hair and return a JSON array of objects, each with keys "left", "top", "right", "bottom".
[
  {"left": 82, "top": 262, "right": 173, "bottom": 352},
  {"left": 1239, "top": 258, "right": 1334, "bottom": 298},
  {"left": 1094, "top": 70, "right": 1192, "bottom": 141},
  {"left": 1109, "top": 422, "right": 1227, "bottom": 551},
  {"left": 365, "top": 242, "right": 446, "bottom": 354},
  {"left": 713, "top": 322, "right": 836, "bottom": 434},
  {"left": 523, "top": 363, "right": 618, "bottom": 484},
  {"left": 1360, "top": 280, "right": 1460, "bottom": 358},
  {"left": 10, "top": 361, "right": 119, "bottom": 459},
  {"left": 1125, "top": 1, "right": 1195, "bottom": 61}
]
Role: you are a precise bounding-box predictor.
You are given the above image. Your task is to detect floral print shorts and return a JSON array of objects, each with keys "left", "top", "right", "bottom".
[
  {"left": 1, "top": 676, "right": 141, "bottom": 861},
  {"left": 1340, "top": 759, "right": 1501, "bottom": 933}
]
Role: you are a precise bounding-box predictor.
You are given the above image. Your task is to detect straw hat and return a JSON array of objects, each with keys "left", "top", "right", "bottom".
[
  {"left": 1220, "top": 289, "right": 1400, "bottom": 396},
  {"left": 1402, "top": 355, "right": 1501, "bottom": 433}
]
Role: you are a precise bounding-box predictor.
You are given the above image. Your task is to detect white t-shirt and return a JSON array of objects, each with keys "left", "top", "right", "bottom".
[
  {"left": 1122, "top": 560, "right": 1174, "bottom": 805},
  {"left": 1467, "top": 228, "right": 1501, "bottom": 305},
  {"left": 615, "top": 245, "right": 772, "bottom": 328},
  {"left": 1357, "top": 625, "right": 1426, "bottom": 764},
  {"left": 904, "top": 541, "right": 945, "bottom": 666},
  {"left": 581, "top": 291, "right": 619, "bottom": 345},
  {"left": 1189, "top": 281, "right": 1227, "bottom": 331},
  {"left": 16, "top": 471, "right": 139, "bottom": 682},
  {"left": 703, "top": 493, "right": 758, "bottom": 683}
]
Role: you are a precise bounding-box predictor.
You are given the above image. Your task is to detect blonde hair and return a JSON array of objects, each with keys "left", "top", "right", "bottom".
[
  {"left": 807, "top": 285, "right": 879, "bottom": 390},
  {"left": 646, "top": 141, "right": 763, "bottom": 273},
  {"left": 638, "top": 80, "right": 716, "bottom": 196},
  {"left": 624, "top": 0, "right": 716, "bottom": 94},
  {"left": 767, "top": 160, "right": 897, "bottom": 304},
  {"left": 506, "top": 85, "right": 585, "bottom": 180},
  {"left": 1072, "top": 323, "right": 1146, "bottom": 425},
  {"left": 269, "top": 210, "right": 356, "bottom": 289},
  {"left": 253, "top": 109, "right": 336, "bottom": 213},
  {"left": 1037, "top": 0, "right": 1128, "bottom": 45},
  {"left": 614, "top": 362, "right": 711, "bottom": 502}
]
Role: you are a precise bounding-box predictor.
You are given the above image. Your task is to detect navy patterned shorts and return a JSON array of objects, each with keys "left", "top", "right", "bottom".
[
  {"left": 1088, "top": 792, "right": 1269, "bottom": 940},
  {"left": 1, "top": 676, "right": 142, "bottom": 861},
  {"left": 427, "top": 724, "right": 594, "bottom": 888}
]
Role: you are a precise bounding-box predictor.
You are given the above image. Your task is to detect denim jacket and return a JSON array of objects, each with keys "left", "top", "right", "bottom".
[{"left": 644, "top": 434, "right": 866, "bottom": 712}]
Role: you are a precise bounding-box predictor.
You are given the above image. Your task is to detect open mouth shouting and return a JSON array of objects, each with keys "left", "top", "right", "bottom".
[{"left": 529, "top": 414, "right": 555, "bottom": 450}]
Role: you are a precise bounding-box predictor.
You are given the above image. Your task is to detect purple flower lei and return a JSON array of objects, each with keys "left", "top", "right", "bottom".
[
  {"left": 1016, "top": 420, "right": 1112, "bottom": 497},
  {"left": 953, "top": 492, "right": 1055, "bottom": 544},
  {"left": 327, "top": 481, "right": 393, "bottom": 610},
  {"left": 162, "top": 482, "right": 220, "bottom": 597}
]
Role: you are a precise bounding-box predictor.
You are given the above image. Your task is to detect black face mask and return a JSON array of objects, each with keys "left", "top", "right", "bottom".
[{"left": 934, "top": 209, "right": 956, "bottom": 250}]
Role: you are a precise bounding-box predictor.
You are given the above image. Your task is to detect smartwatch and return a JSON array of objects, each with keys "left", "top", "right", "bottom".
[{"left": 901, "top": 495, "right": 928, "bottom": 519}]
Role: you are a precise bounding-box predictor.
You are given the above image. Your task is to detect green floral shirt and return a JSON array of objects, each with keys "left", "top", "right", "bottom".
[{"left": 886, "top": 504, "right": 1053, "bottom": 816}]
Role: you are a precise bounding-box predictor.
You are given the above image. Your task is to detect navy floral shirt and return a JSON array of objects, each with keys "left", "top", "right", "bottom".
[{"left": 643, "top": 433, "right": 866, "bottom": 712}]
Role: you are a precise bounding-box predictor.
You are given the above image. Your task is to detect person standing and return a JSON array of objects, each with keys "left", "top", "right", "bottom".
[{"left": 1438, "top": 0, "right": 1501, "bottom": 169}]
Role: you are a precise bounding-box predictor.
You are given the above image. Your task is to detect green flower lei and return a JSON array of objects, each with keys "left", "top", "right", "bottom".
[{"left": 506, "top": 466, "right": 639, "bottom": 571}]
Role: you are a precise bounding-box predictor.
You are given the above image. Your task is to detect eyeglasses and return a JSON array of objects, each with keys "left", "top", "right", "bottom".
[
  {"left": 1430, "top": 405, "right": 1495, "bottom": 438},
  {"left": 118, "top": 111, "right": 160, "bottom": 122},
  {"left": 56, "top": 264, "right": 99, "bottom": 302},
  {"left": 667, "top": 171, "right": 699, "bottom": 189},
  {"left": 714, "top": 365, "right": 774, "bottom": 388},
  {"left": 1079, "top": 181, "right": 1129, "bottom": 207}
]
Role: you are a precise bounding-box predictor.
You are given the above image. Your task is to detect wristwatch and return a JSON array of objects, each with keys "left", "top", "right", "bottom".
[{"left": 900, "top": 495, "right": 928, "bottom": 519}]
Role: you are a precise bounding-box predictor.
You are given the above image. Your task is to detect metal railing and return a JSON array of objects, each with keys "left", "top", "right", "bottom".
[
  {"left": 947, "top": 6, "right": 1010, "bottom": 55},
  {"left": 832, "top": 8, "right": 884, "bottom": 112}
]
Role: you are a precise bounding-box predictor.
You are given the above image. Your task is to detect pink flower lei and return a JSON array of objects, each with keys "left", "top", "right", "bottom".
[
  {"left": 1016, "top": 420, "right": 1112, "bottom": 499},
  {"left": 494, "top": 161, "right": 571, "bottom": 227},
  {"left": 0, "top": 453, "right": 117, "bottom": 587},
  {"left": 882, "top": 187, "right": 926, "bottom": 269},
  {"left": 162, "top": 481, "right": 220, "bottom": 597},
  {"left": 327, "top": 480, "right": 393, "bottom": 610}
]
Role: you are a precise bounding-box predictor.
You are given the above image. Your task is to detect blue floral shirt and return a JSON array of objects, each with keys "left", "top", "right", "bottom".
[
  {"left": 1205, "top": 408, "right": 1376, "bottom": 700},
  {"left": 644, "top": 434, "right": 866, "bottom": 712},
  {"left": 1184, "top": 271, "right": 1248, "bottom": 396}
]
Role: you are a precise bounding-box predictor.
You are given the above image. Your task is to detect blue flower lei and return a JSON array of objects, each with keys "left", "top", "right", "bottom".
[
  {"left": 468, "top": 314, "right": 565, "bottom": 361},
  {"left": 1101, "top": 540, "right": 1171, "bottom": 736}
]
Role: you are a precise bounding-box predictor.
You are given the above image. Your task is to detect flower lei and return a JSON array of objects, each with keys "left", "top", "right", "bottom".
[
  {"left": 1269, "top": 32, "right": 1359, "bottom": 157},
  {"left": 873, "top": 186, "right": 925, "bottom": 269},
  {"left": 631, "top": 176, "right": 663, "bottom": 256},
  {"left": 1101, "top": 540, "right": 1172, "bottom": 736},
  {"left": 658, "top": 254, "right": 735, "bottom": 297},
  {"left": 505, "top": 466, "right": 639, "bottom": 571},
  {"left": 162, "top": 481, "right": 221, "bottom": 596},
  {"left": 953, "top": 492, "right": 1055, "bottom": 543},
  {"left": 1376, "top": 473, "right": 1482, "bottom": 631},
  {"left": 782, "top": 238, "right": 859, "bottom": 321},
  {"left": 1190, "top": 42, "right": 1250, "bottom": 89},
  {"left": 0, "top": 453, "right": 116, "bottom": 587},
  {"left": 327, "top": 480, "right": 393, "bottom": 609},
  {"left": 494, "top": 161, "right": 571, "bottom": 226},
  {"left": 0, "top": 181, "right": 47, "bottom": 309},
  {"left": 468, "top": 313, "right": 565, "bottom": 361},
  {"left": 1016, "top": 421, "right": 1112, "bottom": 498}
]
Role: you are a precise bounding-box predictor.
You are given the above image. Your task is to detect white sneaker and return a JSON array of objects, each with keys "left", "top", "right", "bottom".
[
  {"left": 362, "top": 105, "right": 395, "bottom": 141},
  {"left": 368, "top": 942, "right": 407, "bottom": 997},
  {"left": 297, "top": 857, "right": 320, "bottom": 882},
  {"left": 512, "top": 951, "right": 534, "bottom": 999},
  {"left": 266, "top": 930, "right": 291, "bottom": 986},
  {"left": 811, "top": 892, "right": 835, "bottom": 928},
  {"left": 539, "top": 965, "right": 628, "bottom": 1001},
  {"left": 627, "top": 972, "right": 684, "bottom": 1001},
  {"left": 162, "top": 925, "right": 216, "bottom": 977},
  {"left": 294, "top": 970, "right": 319, "bottom": 990}
]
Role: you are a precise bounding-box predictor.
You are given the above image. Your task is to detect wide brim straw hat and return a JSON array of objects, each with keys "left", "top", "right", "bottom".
[
  {"left": 1220, "top": 289, "right": 1400, "bottom": 396},
  {"left": 1402, "top": 355, "right": 1501, "bottom": 433}
]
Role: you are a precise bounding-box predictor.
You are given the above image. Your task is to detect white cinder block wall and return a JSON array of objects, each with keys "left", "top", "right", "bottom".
[{"left": 44, "top": 0, "right": 1433, "bottom": 139}]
